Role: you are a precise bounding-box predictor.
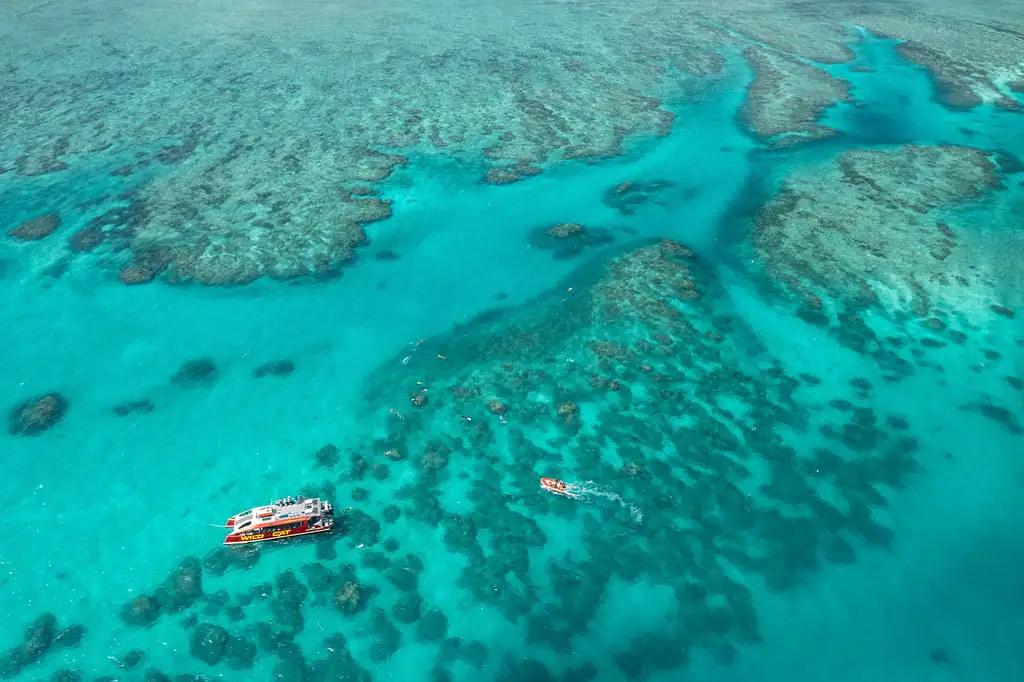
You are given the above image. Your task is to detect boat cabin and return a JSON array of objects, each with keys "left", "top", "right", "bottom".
[{"left": 224, "top": 496, "right": 334, "bottom": 544}]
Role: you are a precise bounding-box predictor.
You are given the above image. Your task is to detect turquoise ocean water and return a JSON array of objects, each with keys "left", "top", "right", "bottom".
[{"left": 2, "top": 18, "right": 1023, "bottom": 682}]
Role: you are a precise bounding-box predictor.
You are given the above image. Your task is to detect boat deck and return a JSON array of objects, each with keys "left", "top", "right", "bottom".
[{"left": 230, "top": 496, "right": 328, "bottom": 534}]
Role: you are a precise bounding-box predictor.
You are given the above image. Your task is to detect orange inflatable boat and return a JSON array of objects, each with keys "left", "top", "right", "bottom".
[{"left": 540, "top": 477, "right": 570, "bottom": 495}]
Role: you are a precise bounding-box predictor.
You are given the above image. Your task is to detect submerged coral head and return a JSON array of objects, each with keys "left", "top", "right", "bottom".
[
  {"left": 171, "top": 359, "right": 219, "bottom": 386},
  {"left": 7, "top": 214, "right": 61, "bottom": 241},
  {"left": 7, "top": 393, "right": 68, "bottom": 436}
]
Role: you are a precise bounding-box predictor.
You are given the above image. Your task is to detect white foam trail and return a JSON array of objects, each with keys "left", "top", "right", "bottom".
[{"left": 564, "top": 480, "right": 644, "bottom": 523}]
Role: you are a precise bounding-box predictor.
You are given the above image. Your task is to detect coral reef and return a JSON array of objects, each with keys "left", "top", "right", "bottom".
[
  {"left": 253, "top": 360, "right": 296, "bottom": 378},
  {"left": 602, "top": 180, "right": 677, "bottom": 214},
  {"left": 51, "top": 669, "right": 82, "bottom": 682},
  {"left": 2, "top": 2, "right": 1021, "bottom": 679},
  {"left": 528, "top": 222, "right": 614, "bottom": 259},
  {"left": 7, "top": 392, "right": 68, "bottom": 436},
  {"left": 392, "top": 592, "right": 423, "bottom": 624},
  {"left": 171, "top": 359, "right": 218, "bottom": 386},
  {"left": 140, "top": 181, "right": 392, "bottom": 285},
  {"left": 202, "top": 544, "right": 261, "bottom": 576},
  {"left": 485, "top": 162, "right": 543, "bottom": 186},
  {"left": 0, "top": 614, "right": 86, "bottom": 679},
  {"left": 333, "top": 581, "right": 370, "bottom": 614},
  {"left": 352, "top": 239, "right": 924, "bottom": 670},
  {"left": 892, "top": 38, "right": 1021, "bottom": 111},
  {"left": 749, "top": 144, "right": 1020, "bottom": 370},
  {"left": 369, "top": 609, "right": 402, "bottom": 663},
  {"left": 69, "top": 227, "right": 104, "bottom": 253},
  {"left": 6, "top": 214, "right": 60, "bottom": 241},
  {"left": 189, "top": 623, "right": 228, "bottom": 665},
  {"left": 120, "top": 558, "right": 204, "bottom": 628},
  {"left": 117, "top": 244, "right": 171, "bottom": 286},
  {"left": 118, "top": 264, "right": 155, "bottom": 286},
  {"left": 119, "top": 650, "right": 145, "bottom": 669},
  {"left": 416, "top": 610, "right": 449, "bottom": 641},
  {"left": 547, "top": 223, "right": 584, "bottom": 239},
  {"left": 314, "top": 444, "right": 340, "bottom": 468},
  {"left": 1, "top": 0, "right": 1018, "bottom": 288},
  {"left": 111, "top": 399, "right": 155, "bottom": 417},
  {"left": 723, "top": 7, "right": 1024, "bottom": 113},
  {"left": 120, "top": 596, "right": 160, "bottom": 628},
  {"left": 960, "top": 400, "right": 1023, "bottom": 435},
  {"left": 739, "top": 46, "right": 851, "bottom": 146}
]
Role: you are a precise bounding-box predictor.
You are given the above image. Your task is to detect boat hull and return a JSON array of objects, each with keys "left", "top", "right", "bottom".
[
  {"left": 223, "top": 525, "right": 332, "bottom": 545},
  {"left": 540, "top": 477, "right": 571, "bottom": 496}
]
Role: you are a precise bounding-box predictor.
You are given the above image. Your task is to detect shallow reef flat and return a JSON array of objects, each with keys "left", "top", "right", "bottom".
[
  {"left": 850, "top": 9, "right": 1024, "bottom": 110},
  {"left": 2, "top": 0, "right": 1022, "bottom": 285},
  {"left": 738, "top": 45, "right": 852, "bottom": 146},
  {"left": 752, "top": 144, "right": 1020, "bottom": 319},
  {"left": 749, "top": 144, "right": 1024, "bottom": 432},
  {"left": 129, "top": 147, "right": 400, "bottom": 284}
]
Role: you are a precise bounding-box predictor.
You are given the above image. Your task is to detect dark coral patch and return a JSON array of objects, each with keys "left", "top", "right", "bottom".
[
  {"left": 7, "top": 214, "right": 60, "bottom": 241},
  {"left": 121, "top": 557, "right": 203, "bottom": 629},
  {"left": 990, "top": 304, "right": 1015, "bottom": 318},
  {"left": 383, "top": 505, "right": 402, "bottom": 523},
  {"left": 369, "top": 609, "right": 402, "bottom": 663},
  {"left": 416, "top": 609, "right": 448, "bottom": 641},
  {"left": 993, "top": 150, "right": 1024, "bottom": 175},
  {"left": 1, "top": 613, "right": 86, "bottom": 679},
  {"left": 119, "top": 650, "right": 146, "bottom": 669},
  {"left": 962, "top": 400, "right": 1022, "bottom": 434},
  {"left": 189, "top": 623, "right": 228, "bottom": 665},
  {"left": 8, "top": 393, "right": 68, "bottom": 436},
  {"left": 119, "top": 264, "right": 156, "bottom": 285},
  {"left": 171, "top": 359, "right": 218, "bottom": 386},
  {"left": 119, "top": 246, "right": 170, "bottom": 286},
  {"left": 314, "top": 444, "right": 340, "bottom": 468},
  {"left": 528, "top": 222, "right": 614, "bottom": 259},
  {"left": 51, "top": 669, "right": 83, "bottom": 682},
  {"left": 253, "top": 360, "right": 295, "bottom": 378},
  {"left": 602, "top": 179, "right": 676, "bottom": 214},
  {"left": 112, "top": 399, "right": 155, "bottom": 417},
  {"left": 485, "top": 162, "right": 542, "bottom": 185},
  {"left": 120, "top": 596, "right": 160, "bottom": 627},
  {"left": 391, "top": 591, "right": 423, "bottom": 624},
  {"left": 69, "top": 227, "right": 105, "bottom": 253}
]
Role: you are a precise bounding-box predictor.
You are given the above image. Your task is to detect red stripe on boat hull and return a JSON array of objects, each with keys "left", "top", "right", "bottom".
[{"left": 223, "top": 525, "right": 333, "bottom": 545}]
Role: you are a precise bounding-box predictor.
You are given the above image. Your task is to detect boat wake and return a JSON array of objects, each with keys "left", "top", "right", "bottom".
[{"left": 563, "top": 481, "right": 644, "bottom": 523}]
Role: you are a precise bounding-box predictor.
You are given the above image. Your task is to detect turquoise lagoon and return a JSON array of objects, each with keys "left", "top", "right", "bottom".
[{"left": 1, "top": 18, "right": 1023, "bottom": 682}]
